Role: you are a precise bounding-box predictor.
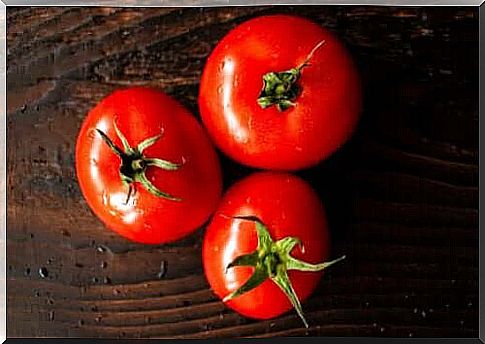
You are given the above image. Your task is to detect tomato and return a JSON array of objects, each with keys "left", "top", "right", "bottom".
[
  {"left": 76, "top": 87, "right": 222, "bottom": 244},
  {"left": 199, "top": 14, "right": 361, "bottom": 171},
  {"left": 202, "top": 172, "right": 345, "bottom": 326}
]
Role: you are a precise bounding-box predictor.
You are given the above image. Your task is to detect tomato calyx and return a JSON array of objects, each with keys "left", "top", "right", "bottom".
[
  {"left": 222, "top": 214, "right": 345, "bottom": 328},
  {"left": 96, "top": 120, "right": 184, "bottom": 203},
  {"left": 257, "top": 40, "right": 326, "bottom": 112}
]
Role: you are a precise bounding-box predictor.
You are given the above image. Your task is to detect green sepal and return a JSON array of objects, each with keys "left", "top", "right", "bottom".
[
  {"left": 223, "top": 215, "right": 345, "bottom": 328},
  {"left": 225, "top": 251, "right": 259, "bottom": 272},
  {"left": 113, "top": 119, "right": 132, "bottom": 153},
  {"left": 271, "top": 270, "right": 308, "bottom": 328},
  {"left": 222, "top": 266, "right": 268, "bottom": 302},
  {"left": 137, "top": 131, "right": 163, "bottom": 153},
  {"left": 96, "top": 121, "right": 183, "bottom": 203},
  {"left": 287, "top": 255, "right": 346, "bottom": 272},
  {"left": 256, "top": 39, "right": 326, "bottom": 112},
  {"left": 96, "top": 129, "right": 124, "bottom": 157},
  {"left": 145, "top": 158, "right": 183, "bottom": 171},
  {"left": 136, "top": 172, "right": 182, "bottom": 202}
]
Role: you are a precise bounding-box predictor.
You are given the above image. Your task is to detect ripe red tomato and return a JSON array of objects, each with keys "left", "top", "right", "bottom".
[
  {"left": 202, "top": 172, "right": 345, "bottom": 326},
  {"left": 199, "top": 14, "right": 361, "bottom": 170},
  {"left": 76, "top": 87, "right": 222, "bottom": 244}
]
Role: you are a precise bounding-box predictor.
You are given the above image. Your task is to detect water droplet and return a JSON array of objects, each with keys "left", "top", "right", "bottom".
[
  {"left": 217, "top": 85, "right": 223, "bottom": 94},
  {"left": 364, "top": 302, "right": 370, "bottom": 308},
  {"left": 91, "top": 305, "right": 98, "bottom": 312},
  {"left": 34, "top": 291, "right": 40, "bottom": 297},
  {"left": 78, "top": 319, "right": 84, "bottom": 326},
  {"left": 380, "top": 327, "right": 385, "bottom": 333},
  {"left": 39, "top": 267, "right": 49, "bottom": 278},
  {"left": 113, "top": 289, "right": 121, "bottom": 295},
  {"left": 92, "top": 277, "right": 99, "bottom": 283},
  {"left": 413, "top": 308, "right": 418, "bottom": 314},
  {"left": 97, "top": 245, "right": 106, "bottom": 253},
  {"left": 467, "top": 301, "right": 473, "bottom": 307},
  {"left": 103, "top": 277, "right": 111, "bottom": 284},
  {"left": 409, "top": 333, "right": 414, "bottom": 337},
  {"left": 102, "top": 192, "right": 109, "bottom": 206},
  {"left": 100, "top": 262, "right": 108, "bottom": 269},
  {"left": 421, "top": 310, "right": 426, "bottom": 318},
  {"left": 24, "top": 267, "right": 31, "bottom": 276},
  {"left": 95, "top": 316, "right": 102, "bottom": 323},
  {"left": 429, "top": 308, "right": 434, "bottom": 313},
  {"left": 48, "top": 311, "right": 55, "bottom": 321},
  {"left": 20, "top": 105, "right": 27, "bottom": 113},
  {"left": 157, "top": 261, "right": 167, "bottom": 279}
]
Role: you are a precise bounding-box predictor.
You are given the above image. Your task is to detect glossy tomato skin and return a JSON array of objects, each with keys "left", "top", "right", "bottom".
[
  {"left": 203, "top": 172, "right": 330, "bottom": 320},
  {"left": 199, "top": 15, "right": 361, "bottom": 170},
  {"left": 76, "top": 87, "right": 222, "bottom": 244}
]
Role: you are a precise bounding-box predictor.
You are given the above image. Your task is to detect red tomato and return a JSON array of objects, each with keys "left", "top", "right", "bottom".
[
  {"left": 199, "top": 14, "right": 361, "bottom": 170},
  {"left": 76, "top": 87, "right": 222, "bottom": 244},
  {"left": 202, "top": 172, "right": 345, "bottom": 326}
]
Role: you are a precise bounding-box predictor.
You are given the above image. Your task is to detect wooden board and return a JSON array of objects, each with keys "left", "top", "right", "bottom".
[{"left": 6, "top": 6, "right": 479, "bottom": 338}]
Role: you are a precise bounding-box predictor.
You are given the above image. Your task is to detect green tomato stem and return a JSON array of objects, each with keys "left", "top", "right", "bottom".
[
  {"left": 257, "top": 39, "right": 326, "bottom": 112},
  {"left": 96, "top": 119, "right": 184, "bottom": 203},
  {"left": 223, "top": 214, "right": 345, "bottom": 328}
]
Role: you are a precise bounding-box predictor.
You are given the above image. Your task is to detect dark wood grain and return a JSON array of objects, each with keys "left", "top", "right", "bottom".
[{"left": 6, "top": 6, "right": 479, "bottom": 338}]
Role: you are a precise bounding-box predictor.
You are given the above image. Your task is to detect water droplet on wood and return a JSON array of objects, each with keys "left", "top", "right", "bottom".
[
  {"left": 39, "top": 267, "right": 49, "bottom": 278},
  {"left": 157, "top": 260, "right": 167, "bottom": 279}
]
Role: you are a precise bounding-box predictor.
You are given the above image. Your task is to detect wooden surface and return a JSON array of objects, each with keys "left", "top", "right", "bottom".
[{"left": 6, "top": 6, "right": 479, "bottom": 338}]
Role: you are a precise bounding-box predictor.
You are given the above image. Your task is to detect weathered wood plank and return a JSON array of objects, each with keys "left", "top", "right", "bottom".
[{"left": 6, "top": 6, "right": 479, "bottom": 338}]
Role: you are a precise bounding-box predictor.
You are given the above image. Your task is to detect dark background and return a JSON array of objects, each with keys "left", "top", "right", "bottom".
[{"left": 6, "top": 6, "right": 479, "bottom": 338}]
